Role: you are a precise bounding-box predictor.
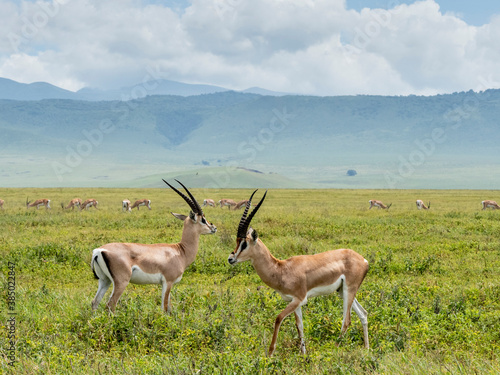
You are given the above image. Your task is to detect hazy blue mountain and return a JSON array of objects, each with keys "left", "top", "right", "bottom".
[
  {"left": 0, "top": 77, "right": 290, "bottom": 101},
  {"left": 0, "top": 77, "right": 76, "bottom": 100},
  {"left": 1, "top": 89, "right": 499, "bottom": 188}
]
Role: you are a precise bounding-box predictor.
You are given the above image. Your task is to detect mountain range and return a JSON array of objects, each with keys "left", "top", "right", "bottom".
[
  {"left": 0, "top": 77, "right": 289, "bottom": 101},
  {"left": 1, "top": 77, "right": 499, "bottom": 189}
]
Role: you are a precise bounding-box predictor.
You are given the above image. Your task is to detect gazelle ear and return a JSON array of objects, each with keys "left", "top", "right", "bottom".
[
  {"left": 249, "top": 227, "right": 259, "bottom": 241},
  {"left": 171, "top": 212, "right": 187, "bottom": 221}
]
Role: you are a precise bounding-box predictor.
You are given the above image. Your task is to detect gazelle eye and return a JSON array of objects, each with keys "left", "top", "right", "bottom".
[
  {"left": 240, "top": 241, "right": 247, "bottom": 251},
  {"left": 201, "top": 217, "right": 207, "bottom": 224}
]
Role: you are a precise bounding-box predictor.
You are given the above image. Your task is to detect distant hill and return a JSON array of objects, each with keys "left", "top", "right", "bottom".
[
  {"left": 0, "top": 77, "right": 289, "bottom": 101},
  {"left": 1, "top": 89, "right": 500, "bottom": 188},
  {"left": 0, "top": 78, "right": 76, "bottom": 100}
]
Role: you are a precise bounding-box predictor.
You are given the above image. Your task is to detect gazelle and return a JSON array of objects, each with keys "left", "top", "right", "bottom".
[
  {"left": 219, "top": 198, "right": 236, "bottom": 209},
  {"left": 482, "top": 200, "right": 500, "bottom": 210},
  {"left": 26, "top": 198, "right": 51, "bottom": 210},
  {"left": 61, "top": 198, "right": 82, "bottom": 210},
  {"left": 131, "top": 199, "right": 151, "bottom": 210},
  {"left": 122, "top": 199, "right": 131, "bottom": 212},
  {"left": 0, "top": 199, "right": 4, "bottom": 209},
  {"left": 228, "top": 191, "right": 369, "bottom": 356},
  {"left": 234, "top": 199, "right": 250, "bottom": 210},
  {"left": 202, "top": 199, "right": 216, "bottom": 207},
  {"left": 91, "top": 180, "right": 217, "bottom": 313},
  {"left": 368, "top": 200, "right": 392, "bottom": 210},
  {"left": 416, "top": 200, "right": 430, "bottom": 210},
  {"left": 80, "top": 199, "right": 98, "bottom": 210}
]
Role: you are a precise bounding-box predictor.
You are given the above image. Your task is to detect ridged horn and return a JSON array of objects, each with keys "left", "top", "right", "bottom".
[
  {"left": 237, "top": 190, "right": 267, "bottom": 238},
  {"left": 162, "top": 179, "right": 202, "bottom": 215}
]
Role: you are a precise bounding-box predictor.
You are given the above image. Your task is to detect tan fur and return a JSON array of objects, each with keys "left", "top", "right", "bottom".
[
  {"left": 229, "top": 228, "right": 369, "bottom": 356},
  {"left": 482, "top": 200, "right": 500, "bottom": 210},
  {"left": 63, "top": 198, "right": 82, "bottom": 210},
  {"left": 130, "top": 199, "right": 151, "bottom": 210},
  {"left": 80, "top": 199, "right": 98, "bottom": 210},
  {"left": 219, "top": 199, "right": 236, "bottom": 209},
  {"left": 91, "top": 211, "right": 216, "bottom": 313}
]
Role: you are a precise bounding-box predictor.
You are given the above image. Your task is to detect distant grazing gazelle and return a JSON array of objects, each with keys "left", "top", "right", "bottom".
[
  {"left": 62, "top": 198, "right": 82, "bottom": 210},
  {"left": 81, "top": 199, "right": 98, "bottom": 210},
  {"left": 202, "top": 199, "right": 216, "bottom": 207},
  {"left": 416, "top": 200, "right": 430, "bottom": 210},
  {"left": 368, "top": 200, "right": 391, "bottom": 210},
  {"left": 219, "top": 199, "right": 236, "bottom": 209},
  {"left": 234, "top": 199, "right": 250, "bottom": 210},
  {"left": 0, "top": 199, "right": 4, "bottom": 209},
  {"left": 130, "top": 199, "right": 151, "bottom": 210},
  {"left": 482, "top": 200, "right": 500, "bottom": 210},
  {"left": 26, "top": 198, "right": 51, "bottom": 210},
  {"left": 122, "top": 199, "right": 131, "bottom": 212}
]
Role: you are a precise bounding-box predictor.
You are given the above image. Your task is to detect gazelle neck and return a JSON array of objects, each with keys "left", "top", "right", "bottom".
[
  {"left": 178, "top": 221, "right": 201, "bottom": 266},
  {"left": 250, "top": 240, "right": 282, "bottom": 288}
]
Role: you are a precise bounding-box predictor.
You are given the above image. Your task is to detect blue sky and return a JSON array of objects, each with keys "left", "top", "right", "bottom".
[
  {"left": 346, "top": 0, "right": 498, "bottom": 25},
  {"left": 1, "top": 0, "right": 500, "bottom": 96}
]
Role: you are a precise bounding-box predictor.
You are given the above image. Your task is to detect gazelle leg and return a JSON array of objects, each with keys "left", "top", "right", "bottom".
[
  {"left": 294, "top": 306, "right": 306, "bottom": 355},
  {"left": 352, "top": 298, "right": 369, "bottom": 348},
  {"left": 268, "top": 299, "right": 302, "bottom": 356},
  {"left": 92, "top": 278, "right": 112, "bottom": 310},
  {"left": 162, "top": 281, "right": 173, "bottom": 313},
  {"left": 338, "top": 286, "right": 356, "bottom": 341},
  {"left": 106, "top": 280, "right": 129, "bottom": 313}
]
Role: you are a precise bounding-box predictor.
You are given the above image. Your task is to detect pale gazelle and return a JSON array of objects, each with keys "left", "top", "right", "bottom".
[
  {"left": 228, "top": 191, "right": 369, "bottom": 356},
  {"left": 416, "top": 200, "right": 430, "bottom": 210},
  {"left": 122, "top": 199, "right": 131, "bottom": 212},
  {"left": 61, "top": 198, "right": 82, "bottom": 210},
  {"left": 368, "top": 199, "right": 391, "bottom": 210},
  {"left": 26, "top": 198, "right": 51, "bottom": 210},
  {"left": 130, "top": 199, "right": 151, "bottom": 210},
  {"left": 91, "top": 180, "right": 217, "bottom": 313},
  {"left": 482, "top": 200, "right": 500, "bottom": 210},
  {"left": 0, "top": 199, "right": 4, "bottom": 209},
  {"left": 80, "top": 199, "right": 98, "bottom": 210},
  {"left": 202, "top": 199, "right": 216, "bottom": 207},
  {"left": 234, "top": 199, "right": 250, "bottom": 210},
  {"left": 219, "top": 198, "right": 236, "bottom": 209}
]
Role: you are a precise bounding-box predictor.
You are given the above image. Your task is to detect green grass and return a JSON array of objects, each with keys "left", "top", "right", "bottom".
[{"left": 1, "top": 188, "right": 500, "bottom": 374}]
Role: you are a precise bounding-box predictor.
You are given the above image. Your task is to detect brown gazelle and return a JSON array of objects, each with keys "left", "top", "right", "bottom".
[
  {"left": 482, "top": 200, "right": 500, "bottom": 210},
  {"left": 219, "top": 198, "right": 236, "bottom": 209},
  {"left": 368, "top": 200, "right": 391, "bottom": 210},
  {"left": 130, "top": 199, "right": 151, "bottom": 210},
  {"left": 416, "top": 200, "right": 430, "bottom": 210},
  {"left": 91, "top": 180, "right": 217, "bottom": 313},
  {"left": 234, "top": 199, "right": 250, "bottom": 210},
  {"left": 62, "top": 198, "right": 82, "bottom": 210},
  {"left": 80, "top": 199, "right": 98, "bottom": 210},
  {"left": 228, "top": 191, "right": 369, "bottom": 356},
  {"left": 26, "top": 198, "right": 51, "bottom": 210},
  {"left": 122, "top": 199, "right": 131, "bottom": 212},
  {"left": 202, "top": 199, "right": 216, "bottom": 207},
  {"left": 0, "top": 199, "right": 4, "bottom": 209}
]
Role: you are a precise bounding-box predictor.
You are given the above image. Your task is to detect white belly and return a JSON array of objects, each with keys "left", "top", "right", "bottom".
[
  {"left": 130, "top": 265, "right": 164, "bottom": 285},
  {"left": 306, "top": 276, "right": 343, "bottom": 299}
]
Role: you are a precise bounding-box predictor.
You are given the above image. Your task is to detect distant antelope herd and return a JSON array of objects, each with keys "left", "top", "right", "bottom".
[{"left": 0, "top": 197, "right": 498, "bottom": 212}]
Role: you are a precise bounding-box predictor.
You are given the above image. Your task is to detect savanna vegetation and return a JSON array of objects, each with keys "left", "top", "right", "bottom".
[{"left": 1, "top": 187, "right": 499, "bottom": 374}]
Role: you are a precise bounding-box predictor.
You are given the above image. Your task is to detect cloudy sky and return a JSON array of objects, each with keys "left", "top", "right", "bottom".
[{"left": 0, "top": 0, "right": 499, "bottom": 96}]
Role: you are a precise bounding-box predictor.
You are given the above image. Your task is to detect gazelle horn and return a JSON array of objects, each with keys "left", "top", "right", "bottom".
[
  {"left": 162, "top": 179, "right": 203, "bottom": 215},
  {"left": 237, "top": 190, "right": 267, "bottom": 238}
]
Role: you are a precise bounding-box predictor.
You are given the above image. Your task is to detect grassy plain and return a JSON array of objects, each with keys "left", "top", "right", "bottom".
[{"left": 1, "top": 188, "right": 500, "bottom": 374}]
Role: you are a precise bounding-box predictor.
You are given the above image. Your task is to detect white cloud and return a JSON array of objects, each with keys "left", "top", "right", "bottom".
[{"left": 0, "top": 0, "right": 499, "bottom": 95}]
